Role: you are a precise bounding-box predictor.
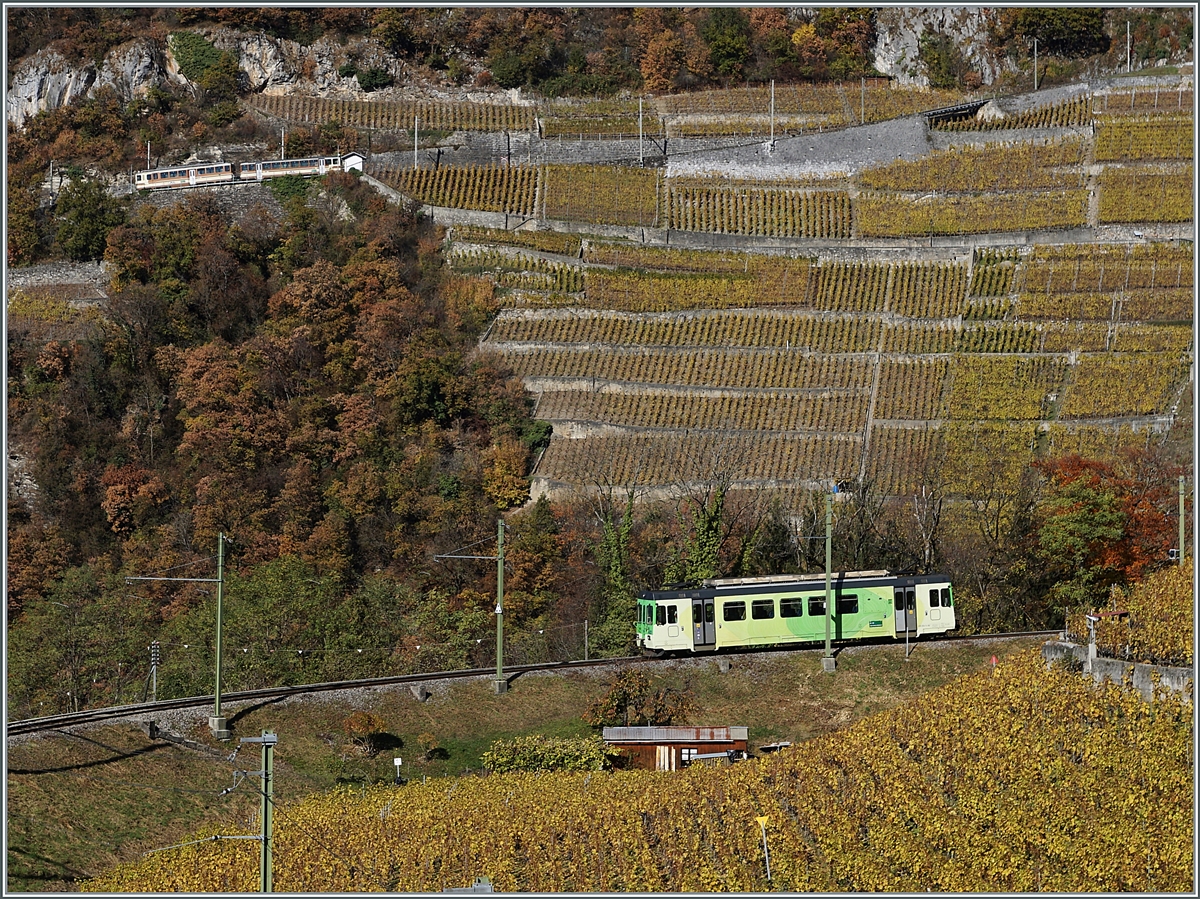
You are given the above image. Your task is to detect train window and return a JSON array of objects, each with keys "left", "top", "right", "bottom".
[
  {"left": 705, "top": 603, "right": 714, "bottom": 623},
  {"left": 780, "top": 597, "right": 803, "bottom": 618},
  {"left": 894, "top": 593, "right": 904, "bottom": 611},
  {"left": 723, "top": 601, "right": 746, "bottom": 622},
  {"left": 751, "top": 599, "right": 775, "bottom": 620},
  {"left": 666, "top": 605, "right": 678, "bottom": 624},
  {"left": 656, "top": 606, "right": 666, "bottom": 626},
  {"left": 929, "top": 589, "right": 939, "bottom": 608},
  {"left": 808, "top": 597, "right": 826, "bottom": 617},
  {"left": 837, "top": 595, "right": 858, "bottom": 615},
  {"left": 941, "top": 588, "right": 952, "bottom": 607}
]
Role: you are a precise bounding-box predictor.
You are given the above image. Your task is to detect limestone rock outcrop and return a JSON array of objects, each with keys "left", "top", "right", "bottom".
[
  {"left": 7, "top": 39, "right": 178, "bottom": 129},
  {"left": 874, "top": 6, "right": 1007, "bottom": 87}
]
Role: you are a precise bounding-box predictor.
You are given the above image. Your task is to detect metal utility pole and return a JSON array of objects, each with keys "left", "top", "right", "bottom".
[
  {"left": 214, "top": 532, "right": 226, "bottom": 731},
  {"left": 1179, "top": 475, "right": 1187, "bottom": 564},
  {"left": 495, "top": 518, "right": 506, "bottom": 693},
  {"left": 240, "top": 731, "right": 276, "bottom": 893},
  {"left": 434, "top": 521, "right": 508, "bottom": 693},
  {"left": 769, "top": 79, "right": 775, "bottom": 148},
  {"left": 1033, "top": 39, "right": 1038, "bottom": 90},
  {"left": 149, "top": 641, "right": 160, "bottom": 703},
  {"left": 639, "top": 98, "right": 644, "bottom": 167},
  {"left": 127, "top": 533, "right": 229, "bottom": 738},
  {"left": 414, "top": 116, "right": 419, "bottom": 170},
  {"left": 1128, "top": 21, "right": 1132, "bottom": 73},
  {"left": 822, "top": 493, "right": 836, "bottom": 672}
]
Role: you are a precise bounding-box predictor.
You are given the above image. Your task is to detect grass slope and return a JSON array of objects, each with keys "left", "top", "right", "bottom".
[
  {"left": 7, "top": 638, "right": 1035, "bottom": 891},
  {"left": 84, "top": 647, "right": 1194, "bottom": 892}
]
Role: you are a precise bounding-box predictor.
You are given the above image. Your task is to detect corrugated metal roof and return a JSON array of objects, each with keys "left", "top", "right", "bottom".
[{"left": 602, "top": 726, "right": 748, "bottom": 743}]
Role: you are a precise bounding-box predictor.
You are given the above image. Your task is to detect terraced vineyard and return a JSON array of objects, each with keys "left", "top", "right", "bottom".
[
  {"left": 243, "top": 93, "right": 538, "bottom": 132},
  {"left": 466, "top": 237, "right": 1192, "bottom": 497},
  {"left": 389, "top": 82, "right": 1195, "bottom": 500},
  {"left": 357, "top": 83, "right": 1190, "bottom": 242}
]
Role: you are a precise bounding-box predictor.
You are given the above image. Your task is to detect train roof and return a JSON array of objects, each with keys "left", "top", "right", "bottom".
[{"left": 640, "top": 570, "right": 950, "bottom": 599}]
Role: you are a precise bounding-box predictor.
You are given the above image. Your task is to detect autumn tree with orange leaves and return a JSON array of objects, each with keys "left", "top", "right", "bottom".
[{"left": 1033, "top": 451, "right": 1180, "bottom": 612}]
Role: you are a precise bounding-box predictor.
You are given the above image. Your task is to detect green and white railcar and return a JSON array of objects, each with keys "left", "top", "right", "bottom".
[{"left": 635, "top": 571, "right": 954, "bottom": 654}]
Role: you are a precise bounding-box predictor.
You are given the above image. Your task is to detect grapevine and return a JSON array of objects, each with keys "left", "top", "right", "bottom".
[
  {"left": 1059, "top": 352, "right": 1181, "bottom": 419},
  {"left": 856, "top": 190, "right": 1088, "bottom": 237},
  {"left": 88, "top": 651, "right": 1193, "bottom": 893},
  {"left": 370, "top": 162, "right": 537, "bottom": 215},
  {"left": 1063, "top": 560, "right": 1192, "bottom": 666},
  {"left": 1097, "top": 165, "right": 1193, "bottom": 223}
]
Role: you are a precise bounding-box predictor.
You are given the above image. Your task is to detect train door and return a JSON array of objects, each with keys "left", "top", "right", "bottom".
[
  {"left": 692, "top": 598, "right": 715, "bottom": 647},
  {"left": 926, "top": 585, "right": 942, "bottom": 625},
  {"left": 893, "top": 586, "right": 915, "bottom": 635},
  {"left": 188, "top": 168, "right": 196, "bottom": 186}
]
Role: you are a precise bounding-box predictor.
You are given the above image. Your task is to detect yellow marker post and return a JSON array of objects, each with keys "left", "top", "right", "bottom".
[{"left": 756, "top": 815, "right": 772, "bottom": 883}]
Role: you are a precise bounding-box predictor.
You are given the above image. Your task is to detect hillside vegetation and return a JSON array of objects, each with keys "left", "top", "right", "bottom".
[
  {"left": 5, "top": 637, "right": 1041, "bottom": 892},
  {"left": 5, "top": 6, "right": 1193, "bottom": 731},
  {"left": 83, "top": 649, "right": 1193, "bottom": 893}
]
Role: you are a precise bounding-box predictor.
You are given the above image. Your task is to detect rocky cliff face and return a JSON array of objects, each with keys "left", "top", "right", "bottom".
[
  {"left": 7, "top": 48, "right": 96, "bottom": 129},
  {"left": 5, "top": 28, "right": 415, "bottom": 128},
  {"left": 6, "top": 39, "right": 180, "bottom": 129},
  {"left": 205, "top": 28, "right": 397, "bottom": 97},
  {"left": 874, "top": 6, "right": 1007, "bottom": 86},
  {"left": 0, "top": 12, "right": 1030, "bottom": 128}
]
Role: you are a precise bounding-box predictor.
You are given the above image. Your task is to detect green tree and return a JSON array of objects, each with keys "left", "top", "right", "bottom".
[
  {"left": 7, "top": 183, "right": 43, "bottom": 265},
  {"left": 1034, "top": 454, "right": 1175, "bottom": 614},
  {"left": 482, "top": 734, "right": 615, "bottom": 773},
  {"left": 197, "top": 51, "right": 242, "bottom": 104},
  {"left": 7, "top": 566, "right": 152, "bottom": 716},
  {"left": 54, "top": 177, "right": 125, "bottom": 261},
  {"left": 169, "top": 31, "right": 224, "bottom": 81},
  {"left": 703, "top": 7, "right": 751, "bottom": 80},
  {"left": 587, "top": 486, "right": 639, "bottom": 655},
  {"left": 1008, "top": 7, "right": 1109, "bottom": 58},
  {"left": 919, "top": 30, "right": 970, "bottom": 88}
]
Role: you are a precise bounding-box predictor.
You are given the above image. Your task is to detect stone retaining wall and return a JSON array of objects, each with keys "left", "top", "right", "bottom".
[{"left": 1041, "top": 640, "right": 1192, "bottom": 701}]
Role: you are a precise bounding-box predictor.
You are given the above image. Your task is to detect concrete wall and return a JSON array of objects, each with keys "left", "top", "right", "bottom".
[{"left": 1041, "top": 640, "right": 1193, "bottom": 701}]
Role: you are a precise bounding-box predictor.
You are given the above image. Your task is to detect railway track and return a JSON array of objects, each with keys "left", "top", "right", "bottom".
[{"left": 6, "top": 630, "right": 1059, "bottom": 738}]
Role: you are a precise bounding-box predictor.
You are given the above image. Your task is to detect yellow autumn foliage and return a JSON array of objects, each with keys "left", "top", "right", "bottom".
[{"left": 86, "top": 649, "right": 1192, "bottom": 893}]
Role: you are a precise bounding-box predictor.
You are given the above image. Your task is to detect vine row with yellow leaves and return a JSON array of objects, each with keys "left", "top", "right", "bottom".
[{"left": 86, "top": 650, "right": 1193, "bottom": 893}]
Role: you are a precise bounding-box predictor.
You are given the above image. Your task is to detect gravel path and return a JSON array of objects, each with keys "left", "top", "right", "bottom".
[{"left": 668, "top": 114, "right": 934, "bottom": 180}]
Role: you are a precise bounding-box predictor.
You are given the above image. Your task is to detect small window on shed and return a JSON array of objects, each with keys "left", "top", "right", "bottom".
[
  {"left": 667, "top": 605, "right": 678, "bottom": 624},
  {"left": 780, "top": 597, "right": 803, "bottom": 618},
  {"left": 808, "top": 597, "right": 826, "bottom": 617},
  {"left": 751, "top": 599, "right": 775, "bottom": 620},
  {"left": 837, "top": 595, "right": 858, "bottom": 615},
  {"left": 723, "top": 601, "right": 746, "bottom": 622}
]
